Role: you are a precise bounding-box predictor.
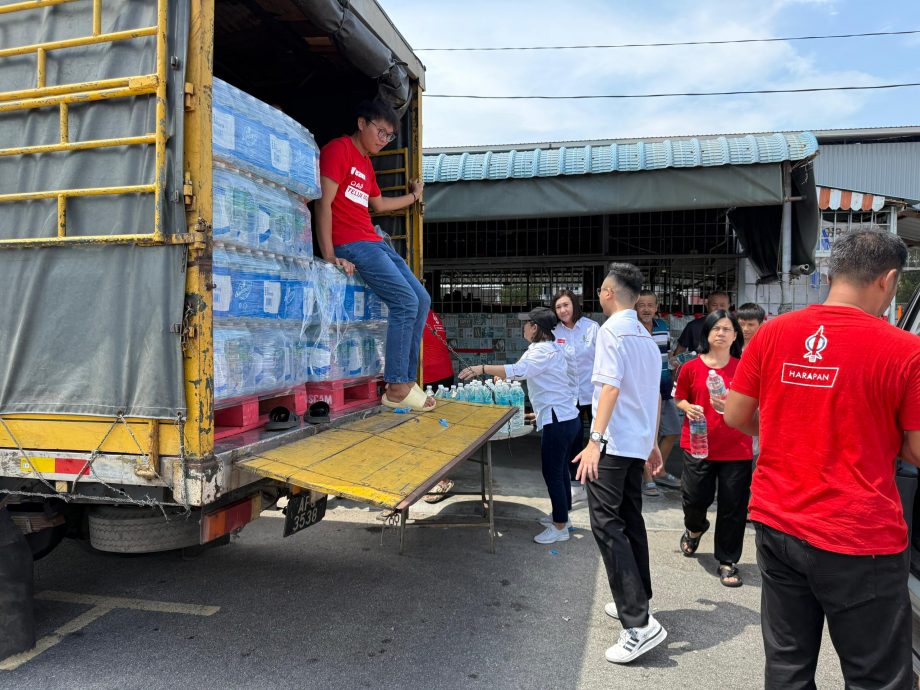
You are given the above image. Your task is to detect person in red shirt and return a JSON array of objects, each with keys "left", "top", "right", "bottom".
[
  {"left": 423, "top": 310, "right": 454, "bottom": 391},
  {"left": 314, "top": 99, "right": 432, "bottom": 411},
  {"left": 674, "top": 311, "right": 752, "bottom": 587},
  {"left": 725, "top": 229, "right": 920, "bottom": 689}
]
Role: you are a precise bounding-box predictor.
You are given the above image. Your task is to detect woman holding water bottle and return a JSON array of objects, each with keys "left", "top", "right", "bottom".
[
  {"left": 673, "top": 310, "right": 752, "bottom": 587},
  {"left": 459, "top": 307, "right": 580, "bottom": 545}
]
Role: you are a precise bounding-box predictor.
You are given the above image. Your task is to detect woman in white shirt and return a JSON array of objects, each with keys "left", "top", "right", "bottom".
[
  {"left": 552, "top": 290, "right": 600, "bottom": 503},
  {"left": 460, "top": 307, "right": 580, "bottom": 545}
]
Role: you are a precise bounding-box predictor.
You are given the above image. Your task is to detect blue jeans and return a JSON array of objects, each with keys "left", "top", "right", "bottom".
[{"left": 335, "top": 240, "right": 430, "bottom": 384}]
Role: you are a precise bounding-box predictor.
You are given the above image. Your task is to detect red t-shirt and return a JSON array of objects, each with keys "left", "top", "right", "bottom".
[
  {"left": 319, "top": 136, "right": 382, "bottom": 246},
  {"left": 423, "top": 311, "right": 454, "bottom": 383},
  {"left": 732, "top": 304, "right": 920, "bottom": 556},
  {"left": 675, "top": 357, "right": 753, "bottom": 460}
]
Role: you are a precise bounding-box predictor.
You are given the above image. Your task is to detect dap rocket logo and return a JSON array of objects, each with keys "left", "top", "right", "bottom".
[{"left": 803, "top": 325, "right": 828, "bottom": 363}]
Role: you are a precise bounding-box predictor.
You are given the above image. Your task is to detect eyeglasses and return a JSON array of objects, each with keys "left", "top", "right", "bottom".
[
  {"left": 596, "top": 286, "right": 613, "bottom": 296},
  {"left": 369, "top": 120, "right": 397, "bottom": 143}
]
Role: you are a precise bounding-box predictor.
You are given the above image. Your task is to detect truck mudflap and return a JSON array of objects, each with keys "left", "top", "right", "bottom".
[{"left": 237, "top": 400, "right": 514, "bottom": 510}]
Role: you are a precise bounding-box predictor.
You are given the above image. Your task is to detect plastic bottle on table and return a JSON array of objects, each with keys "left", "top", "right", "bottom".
[
  {"left": 425, "top": 385, "right": 434, "bottom": 399},
  {"left": 689, "top": 417, "right": 709, "bottom": 458},
  {"left": 706, "top": 369, "right": 728, "bottom": 414},
  {"left": 456, "top": 383, "right": 466, "bottom": 402},
  {"left": 449, "top": 385, "right": 457, "bottom": 399},
  {"left": 510, "top": 381, "right": 525, "bottom": 431}
]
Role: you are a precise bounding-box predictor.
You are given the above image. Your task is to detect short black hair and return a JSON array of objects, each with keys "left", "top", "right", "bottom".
[
  {"left": 697, "top": 309, "right": 744, "bottom": 358},
  {"left": 829, "top": 229, "right": 908, "bottom": 285},
  {"left": 736, "top": 302, "right": 766, "bottom": 323},
  {"left": 606, "top": 263, "right": 644, "bottom": 303},
  {"left": 551, "top": 289, "right": 583, "bottom": 321},
  {"left": 355, "top": 98, "right": 400, "bottom": 131}
]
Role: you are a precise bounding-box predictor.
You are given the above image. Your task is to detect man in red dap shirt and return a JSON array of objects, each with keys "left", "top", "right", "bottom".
[
  {"left": 725, "top": 230, "right": 920, "bottom": 689},
  {"left": 314, "top": 99, "right": 432, "bottom": 411},
  {"left": 423, "top": 310, "right": 455, "bottom": 391}
]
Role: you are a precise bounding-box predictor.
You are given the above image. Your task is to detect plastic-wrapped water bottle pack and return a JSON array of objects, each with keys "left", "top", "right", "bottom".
[{"left": 212, "top": 78, "right": 321, "bottom": 200}]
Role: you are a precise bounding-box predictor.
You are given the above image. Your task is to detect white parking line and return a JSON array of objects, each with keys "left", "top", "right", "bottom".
[{"left": 0, "top": 591, "right": 220, "bottom": 671}]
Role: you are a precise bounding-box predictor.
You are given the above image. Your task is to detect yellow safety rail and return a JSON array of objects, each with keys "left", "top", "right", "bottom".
[
  {"left": 0, "top": 0, "right": 170, "bottom": 247},
  {"left": 369, "top": 146, "right": 410, "bottom": 245}
]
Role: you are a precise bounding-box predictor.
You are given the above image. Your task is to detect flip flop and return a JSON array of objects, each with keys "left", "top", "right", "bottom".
[
  {"left": 423, "top": 479, "right": 454, "bottom": 503},
  {"left": 381, "top": 384, "right": 435, "bottom": 413}
]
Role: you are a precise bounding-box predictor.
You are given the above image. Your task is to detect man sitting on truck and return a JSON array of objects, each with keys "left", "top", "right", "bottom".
[{"left": 315, "top": 99, "right": 433, "bottom": 411}]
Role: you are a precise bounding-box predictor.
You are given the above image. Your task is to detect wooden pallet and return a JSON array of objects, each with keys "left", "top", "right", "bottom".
[
  {"left": 214, "top": 386, "right": 309, "bottom": 440},
  {"left": 304, "top": 377, "right": 383, "bottom": 417}
]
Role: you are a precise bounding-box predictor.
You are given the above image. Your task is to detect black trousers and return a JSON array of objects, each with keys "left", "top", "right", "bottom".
[
  {"left": 587, "top": 453, "right": 652, "bottom": 629},
  {"left": 567, "top": 404, "right": 593, "bottom": 482},
  {"left": 541, "top": 415, "right": 582, "bottom": 523},
  {"left": 755, "top": 522, "right": 912, "bottom": 690},
  {"left": 681, "top": 452, "right": 752, "bottom": 564}
]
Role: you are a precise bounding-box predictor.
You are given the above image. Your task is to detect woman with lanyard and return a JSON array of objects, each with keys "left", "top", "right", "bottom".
[
  {"left": 460, "top": 307, "right": 580, "bottom": 545},
  {"left": 551, "top": 290, "right": 599, "bottom": 505},
  {"left": 673, "top": 310, "right": 753, "bottom": 587}
]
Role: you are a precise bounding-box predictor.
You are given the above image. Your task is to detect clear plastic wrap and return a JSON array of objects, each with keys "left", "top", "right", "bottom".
[{"left": 212, "top": 78, "right": 321, "bottom": 200}]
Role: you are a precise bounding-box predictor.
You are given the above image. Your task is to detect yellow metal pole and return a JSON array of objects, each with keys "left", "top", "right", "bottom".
[
  {"left": 36, "top": 48, "right": 46, "bottom": 88},
  {"left": 0, "top": 134, "right": 157, "bottom": 158},
  {"left": 0, "top": 26, "right": 158, "bottom": 59},
  {"left": 92, "top": 0, "right": 102, "bottom": 36},
  {"left": 0, "top": 81, "right": 158, "bottom": 114},
  {"left": 56, "top": 196, "right": 66, "bottom": 237},
  {"left": 58, "top": 102, "right": 68, "bottom": 142},
  {"left": 0, "top": 74, "right": 153, "bottom": 103},
  {"left": 0, "top": 0, "right": 77, "bottom": 15},
  {"left": 0, "top": 184, "right": 155, "bottom": 203},
  {"left": 180, "top": 0, "right": 216, "bottom": 462},
  {"left": 152, "top": 0, "right": 168, "bottom": 242}
]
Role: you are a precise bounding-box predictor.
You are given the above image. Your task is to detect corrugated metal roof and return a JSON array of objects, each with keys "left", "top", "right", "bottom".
[
  {"left": 423, "top": 132, "right": 818, "bottom": 184},
  {"left": 814, "top": 142, "right": 920, "bottom": 203}
]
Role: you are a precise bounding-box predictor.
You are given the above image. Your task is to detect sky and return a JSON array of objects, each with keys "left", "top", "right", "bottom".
[{"left": 380, "top": 0, "right": 920, "bottom": 149}]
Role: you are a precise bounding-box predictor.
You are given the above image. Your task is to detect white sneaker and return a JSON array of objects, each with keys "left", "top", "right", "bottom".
[
  {"left": 570, "top": 484, "right": 588, "bottom": 503},
  {"left": 605, "top": 614, "right": 667, "bottom": 664},
  {"left": 533, "top": 525, "right": 570, "bottom": 544},
  {"left": 538, "top": 514, "right": 573, "bottom": 529},
  {"left": 605, "top": 601, "right": 652, "bottom": 620}
]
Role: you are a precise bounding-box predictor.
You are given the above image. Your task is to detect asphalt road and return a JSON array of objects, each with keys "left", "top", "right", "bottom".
[{"left": 4, "top": 436, "right": 847, "bottom": 689}]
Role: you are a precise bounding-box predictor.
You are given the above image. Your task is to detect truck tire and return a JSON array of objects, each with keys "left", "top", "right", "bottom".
[{"left": 88, "top": 506, "right": 201, "bottom": 554}]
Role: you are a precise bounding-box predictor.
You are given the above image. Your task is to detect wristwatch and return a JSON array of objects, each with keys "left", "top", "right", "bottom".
[{"left": 589, "top": 431, "right": 604, "bottom": 444}]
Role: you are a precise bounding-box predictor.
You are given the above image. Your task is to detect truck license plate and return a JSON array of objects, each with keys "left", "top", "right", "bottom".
[{"left": 283, "top": 493, "right": 327, "bottom": 537}]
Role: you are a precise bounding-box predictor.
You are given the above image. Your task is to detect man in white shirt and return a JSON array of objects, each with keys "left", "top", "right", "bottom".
[{"left": 574, "top": 263, "right": 665, "bottom": 664}]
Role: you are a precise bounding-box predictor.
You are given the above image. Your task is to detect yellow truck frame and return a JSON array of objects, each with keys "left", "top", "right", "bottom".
[{"left": 0, "top": 0, "right": 425, "bottom": 510}]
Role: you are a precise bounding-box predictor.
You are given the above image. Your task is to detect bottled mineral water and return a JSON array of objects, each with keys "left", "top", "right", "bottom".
[
  {"left": 434, "top": 385, "right": 447, "bottom": 399},
  {"left": 456, "top": 383, "right": 466, "bottom": 402},
  {"left": 689, "top": 416, "right": 709, "bottom": 459},
  {"left": 510, "top": 381, "right": 525, "bottom": 431},
  {"left": 425, "top": 385, "right": 434, "bottom": 399},
  {"left": 671, "top": 350, "right": 697, "bottom": 369},
  {"left": 449, "top": 385, "right": 457, "bottom": 399},
  {"left": 706, "top": 369, "right": 727, "bottom": 414}
]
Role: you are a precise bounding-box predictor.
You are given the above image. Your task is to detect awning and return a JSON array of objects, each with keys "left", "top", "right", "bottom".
[
  {"left": 817, "top": 186, "right": 886, "bottom": 212},
  {"left": 238, "top": 401, "right": 513, "bottom": 509}
]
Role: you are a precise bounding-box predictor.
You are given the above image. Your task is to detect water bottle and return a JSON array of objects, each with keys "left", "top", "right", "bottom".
[
  {"left": 425, "top": 385, "right": 434, "bottom": 400},
  {"left": 449, "top": 385, "right": 458, "bottom": 399},
  {"left": 456, "top": 383, "right": 466, "bottom": 402},
  {"left": 434, "top": 385, "right": 446, "bottom": 399},
  {"left": 510, "top": 381, "right": 525, "bottom": 431},
  {"left": 706, "top": 369, "right": 727, "bottom": 414},
  {"left": 689, "top": 416, "right": 709, "bottom": 459},
  {"left": 671, "top": 350, "right": 697, "bottom": 369}
]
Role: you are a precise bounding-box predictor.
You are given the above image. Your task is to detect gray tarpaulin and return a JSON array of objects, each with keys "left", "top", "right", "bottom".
[
  {"left": 299, "top": 0, "right": 412, "bottom": 114},
  {"left": 0, "top": 0, "right": 190, "bottom": 418}
]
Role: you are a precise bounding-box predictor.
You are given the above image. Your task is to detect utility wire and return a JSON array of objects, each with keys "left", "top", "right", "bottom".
[
  {"left": 426, "top": 82, "right": 920, "bottom": 100},
  {"left": 416, "top": 29, "right": 920, "bottom": 51}
]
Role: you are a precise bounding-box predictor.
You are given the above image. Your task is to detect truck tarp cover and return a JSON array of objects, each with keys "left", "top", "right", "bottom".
[{"left": 0, "top": 0, "right": 190, "bottom": 419}]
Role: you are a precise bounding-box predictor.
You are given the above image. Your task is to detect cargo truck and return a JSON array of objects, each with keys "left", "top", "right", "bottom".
[{"left": 0, "top": 0, "right": 431, "bottom": 558}]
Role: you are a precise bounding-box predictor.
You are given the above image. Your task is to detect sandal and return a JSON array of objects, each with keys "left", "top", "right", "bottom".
[
  {"left": 641, "top": 481, "right": 660, "bottom": 497},
  {"left": 382, "top": 384, "right": 434, "bottom": 413},
  {"left": 717, "top": 563, "right": 743, "bottom": 587},
  {"left": 423, "top": 479, "right": 454, "bottom": 504},
  {"left": 679, "top": 528, "right": 707, "bottom": 557}
]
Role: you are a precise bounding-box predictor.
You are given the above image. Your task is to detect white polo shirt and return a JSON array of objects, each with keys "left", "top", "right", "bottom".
[
  {"left": 504, "top": 341, "right": 578, "bottom": 430},
  {"left": 553, "top": 316, "right": 600, "bottom": 406},
  {"left": 591, "top": 309, "right": 661, "bottom": 460}
]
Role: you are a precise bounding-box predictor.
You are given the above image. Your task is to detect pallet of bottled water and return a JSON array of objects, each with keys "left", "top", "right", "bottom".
[{"left": 212, "top": 78, "right": 321, "bottom": 200}]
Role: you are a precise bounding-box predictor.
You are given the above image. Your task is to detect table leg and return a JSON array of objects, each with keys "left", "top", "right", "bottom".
[
  {"left": 398, "top": 507, "right": 407, "bottom": 555},
  {"left": 487, "top": 442, "right": 495, "bottom": 554}
]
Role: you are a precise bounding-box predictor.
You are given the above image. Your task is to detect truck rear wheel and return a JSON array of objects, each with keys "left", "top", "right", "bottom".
[{"left": 88, "top": 506, "right": 201, "bottom": 554}]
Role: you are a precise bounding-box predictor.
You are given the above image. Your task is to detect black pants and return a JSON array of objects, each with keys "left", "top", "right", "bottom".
[
  {"left": 681, "top": 452, "right": 752, "bottom": 564},
  {"left": 541, "top": 415, "right": 582, "bottom": 523},
  {"left": 587, "top": 453, "right": 652, "bottom": 629},
  {"left": 755, "top": 522, "right": 912, "bottom": 690},
  {"left": 567, "top": 404, "right": 593, "bottom": 482}
]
